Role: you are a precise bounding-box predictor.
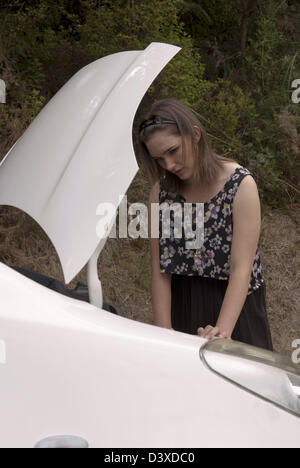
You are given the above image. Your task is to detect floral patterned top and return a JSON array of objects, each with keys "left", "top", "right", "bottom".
[{"left": 159, "top": 166, "right": 264, "bottom": 294}]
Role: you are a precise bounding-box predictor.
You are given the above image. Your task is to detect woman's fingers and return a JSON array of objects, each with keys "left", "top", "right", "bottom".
[
  {"left": 197, "top": 325, "right": 216, "bottom": 338},
  {"left": 197, "top": 325, "right": 232, "bottom": 340},
  {"left": 205, "top": 326, "right": 219, "bottom": 339}
]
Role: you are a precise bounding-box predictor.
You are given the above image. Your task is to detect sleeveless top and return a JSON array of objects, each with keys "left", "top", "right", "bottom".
[{"left": 159, "top": 166, "right": 264, "bottom": 294}]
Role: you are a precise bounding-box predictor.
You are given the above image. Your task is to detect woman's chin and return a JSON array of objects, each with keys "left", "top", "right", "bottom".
[
  {"left": 178, "top": 171, "right": 192, "bottom": 181},
  {"left": 175, "top": 168, "right": 185, "bottom": 178}
]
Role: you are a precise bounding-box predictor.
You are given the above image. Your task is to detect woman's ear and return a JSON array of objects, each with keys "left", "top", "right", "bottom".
[{"left": 193, "top": 125, "right": 201, "bottom": 143}]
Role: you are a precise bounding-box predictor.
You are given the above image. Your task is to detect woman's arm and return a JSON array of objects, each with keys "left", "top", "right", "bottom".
[
  {"left": 198, "top": 175, "right": 261, "bottom": 339},
  {"left": 148, "top": 182, "right": 172, "bottom": 329}
]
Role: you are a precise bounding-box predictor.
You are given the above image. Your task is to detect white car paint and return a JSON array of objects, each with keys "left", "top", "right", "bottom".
[
  {"left": 0, "top": 42, "right": 180, "bottom": 284},
  {"left": 0, "top": 263, "right": 300, "bottom": 448}
]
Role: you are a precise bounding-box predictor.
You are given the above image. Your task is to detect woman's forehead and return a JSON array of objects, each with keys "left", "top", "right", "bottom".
[
  {"left": 146, "top": 130, "right": 181, "bottom": 149},
  {"left": 146, "top": 133, "right": 181, "bottom": 158}
]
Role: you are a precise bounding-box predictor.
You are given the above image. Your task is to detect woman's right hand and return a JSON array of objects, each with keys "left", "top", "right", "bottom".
[{"left": 197, "top": 325, "right": 232, "bottom": 340}]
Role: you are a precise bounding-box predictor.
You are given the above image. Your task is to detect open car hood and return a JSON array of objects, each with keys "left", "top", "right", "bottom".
[{"left": 0, "top": 42, "right": 181, "bottom": 283}]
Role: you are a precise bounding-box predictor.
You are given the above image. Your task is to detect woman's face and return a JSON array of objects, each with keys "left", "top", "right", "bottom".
[{"left": 145, "top": 127, "right": 200, "bottom": 182}]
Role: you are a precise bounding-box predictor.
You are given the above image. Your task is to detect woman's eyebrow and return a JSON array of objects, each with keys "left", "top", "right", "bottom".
[{"left": 152, "top": 145, "right": 178, "bottom": 158}]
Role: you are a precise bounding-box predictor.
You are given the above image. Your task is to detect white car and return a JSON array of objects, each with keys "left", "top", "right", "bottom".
[{"left": 0, "top": 42, "right": 299, "bottom": 449}]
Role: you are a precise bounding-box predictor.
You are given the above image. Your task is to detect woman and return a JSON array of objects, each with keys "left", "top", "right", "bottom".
[{"left": 138, "top": 98, "right": 273, "bottom": 350}]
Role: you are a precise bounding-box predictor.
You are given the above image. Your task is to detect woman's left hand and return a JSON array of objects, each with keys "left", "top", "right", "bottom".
[{"left": 197, "top": 325, "right": 231, "bottom": 340}]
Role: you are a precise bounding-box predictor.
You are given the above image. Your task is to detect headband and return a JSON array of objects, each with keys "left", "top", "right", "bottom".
[{"left": 139, "top": 115, "right": 177, "bottom": 133}]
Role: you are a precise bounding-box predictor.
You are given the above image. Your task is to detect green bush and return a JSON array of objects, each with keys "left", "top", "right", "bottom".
[
  {"left": 0, "top": 0, "right": 299, "bottom": 206},
  {"left": 80, "top": 0, "right": 207, "bottom": 104}
]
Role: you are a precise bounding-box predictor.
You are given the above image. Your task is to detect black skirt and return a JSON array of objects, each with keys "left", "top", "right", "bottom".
[{"left": 171, "top": 274, "right": 273, "bottom": 351}]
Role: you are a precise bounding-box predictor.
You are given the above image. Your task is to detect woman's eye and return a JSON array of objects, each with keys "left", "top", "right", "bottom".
[{"left": 152, "top": 147, "right": 178, "bottom": 163}]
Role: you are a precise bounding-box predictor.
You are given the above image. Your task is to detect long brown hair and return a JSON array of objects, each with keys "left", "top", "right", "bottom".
[{"left": 138, "top": 98, "right": 235, "bottom": 193}]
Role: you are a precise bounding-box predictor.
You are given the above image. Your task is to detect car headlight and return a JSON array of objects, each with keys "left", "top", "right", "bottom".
[{"left": 200, "top": 339, "right": 300, "bottom": 417}]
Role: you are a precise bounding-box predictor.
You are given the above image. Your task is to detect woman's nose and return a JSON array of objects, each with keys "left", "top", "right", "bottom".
[{"left": 164, "top": 156, "right": 176, "bottom": 172}]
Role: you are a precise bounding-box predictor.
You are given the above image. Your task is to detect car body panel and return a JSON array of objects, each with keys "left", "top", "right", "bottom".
[
  {"left": 0, "top": 263, "right": 300, "bottom": 448},
  {"left": 0, "top": 42, "right": 180, "bottom": 284}
]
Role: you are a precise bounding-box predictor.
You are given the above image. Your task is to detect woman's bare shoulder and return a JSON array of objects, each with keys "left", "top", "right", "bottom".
[{"left": 223, "top": 161, "right": 242, "bottom": 175}]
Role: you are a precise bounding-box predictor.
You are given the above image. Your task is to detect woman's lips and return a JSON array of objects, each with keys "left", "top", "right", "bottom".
[{"left": 175, "top": 168, "right": 184, "bottom": 175}]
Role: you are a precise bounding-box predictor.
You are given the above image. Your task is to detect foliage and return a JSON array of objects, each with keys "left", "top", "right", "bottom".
[
  {"left": 0, "top": 0, "right": 91, "bottom": 155},
  {"left": 79, "top": 0, "right": 207, "bottom": 104},
  {"left": 0, "top": 0, "right": 299, "bottom": 206},
  {"left": 239, "top": 0, "right": 300, "bottom": 205},
  {"left": 179, "top": 0, "right": 300, "bottom": 205}
]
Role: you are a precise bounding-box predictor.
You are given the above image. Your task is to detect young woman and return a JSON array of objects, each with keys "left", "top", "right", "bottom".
[{"left": 138, "top": 98, "right": 273, "bottom": 350}]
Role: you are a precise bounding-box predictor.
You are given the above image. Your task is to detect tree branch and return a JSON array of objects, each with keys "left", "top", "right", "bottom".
[{"left": 240, "top": 0, "right": 258, "bottom": 52}]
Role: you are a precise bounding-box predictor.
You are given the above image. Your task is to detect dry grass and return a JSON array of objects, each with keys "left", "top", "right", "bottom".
[
  {"left": 0, "top": 165, "right": 299, "bottom": 355},
  {"left": 276, "top": 108, "right": 300, "bottom": 196},
  {"left": 260, "top": 205, "right": 300, "bottom": 355}
]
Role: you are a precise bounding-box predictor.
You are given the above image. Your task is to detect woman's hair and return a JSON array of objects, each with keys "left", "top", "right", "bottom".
[{"left": 138, "top": 98, "right": 234, "bottom": 193}]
